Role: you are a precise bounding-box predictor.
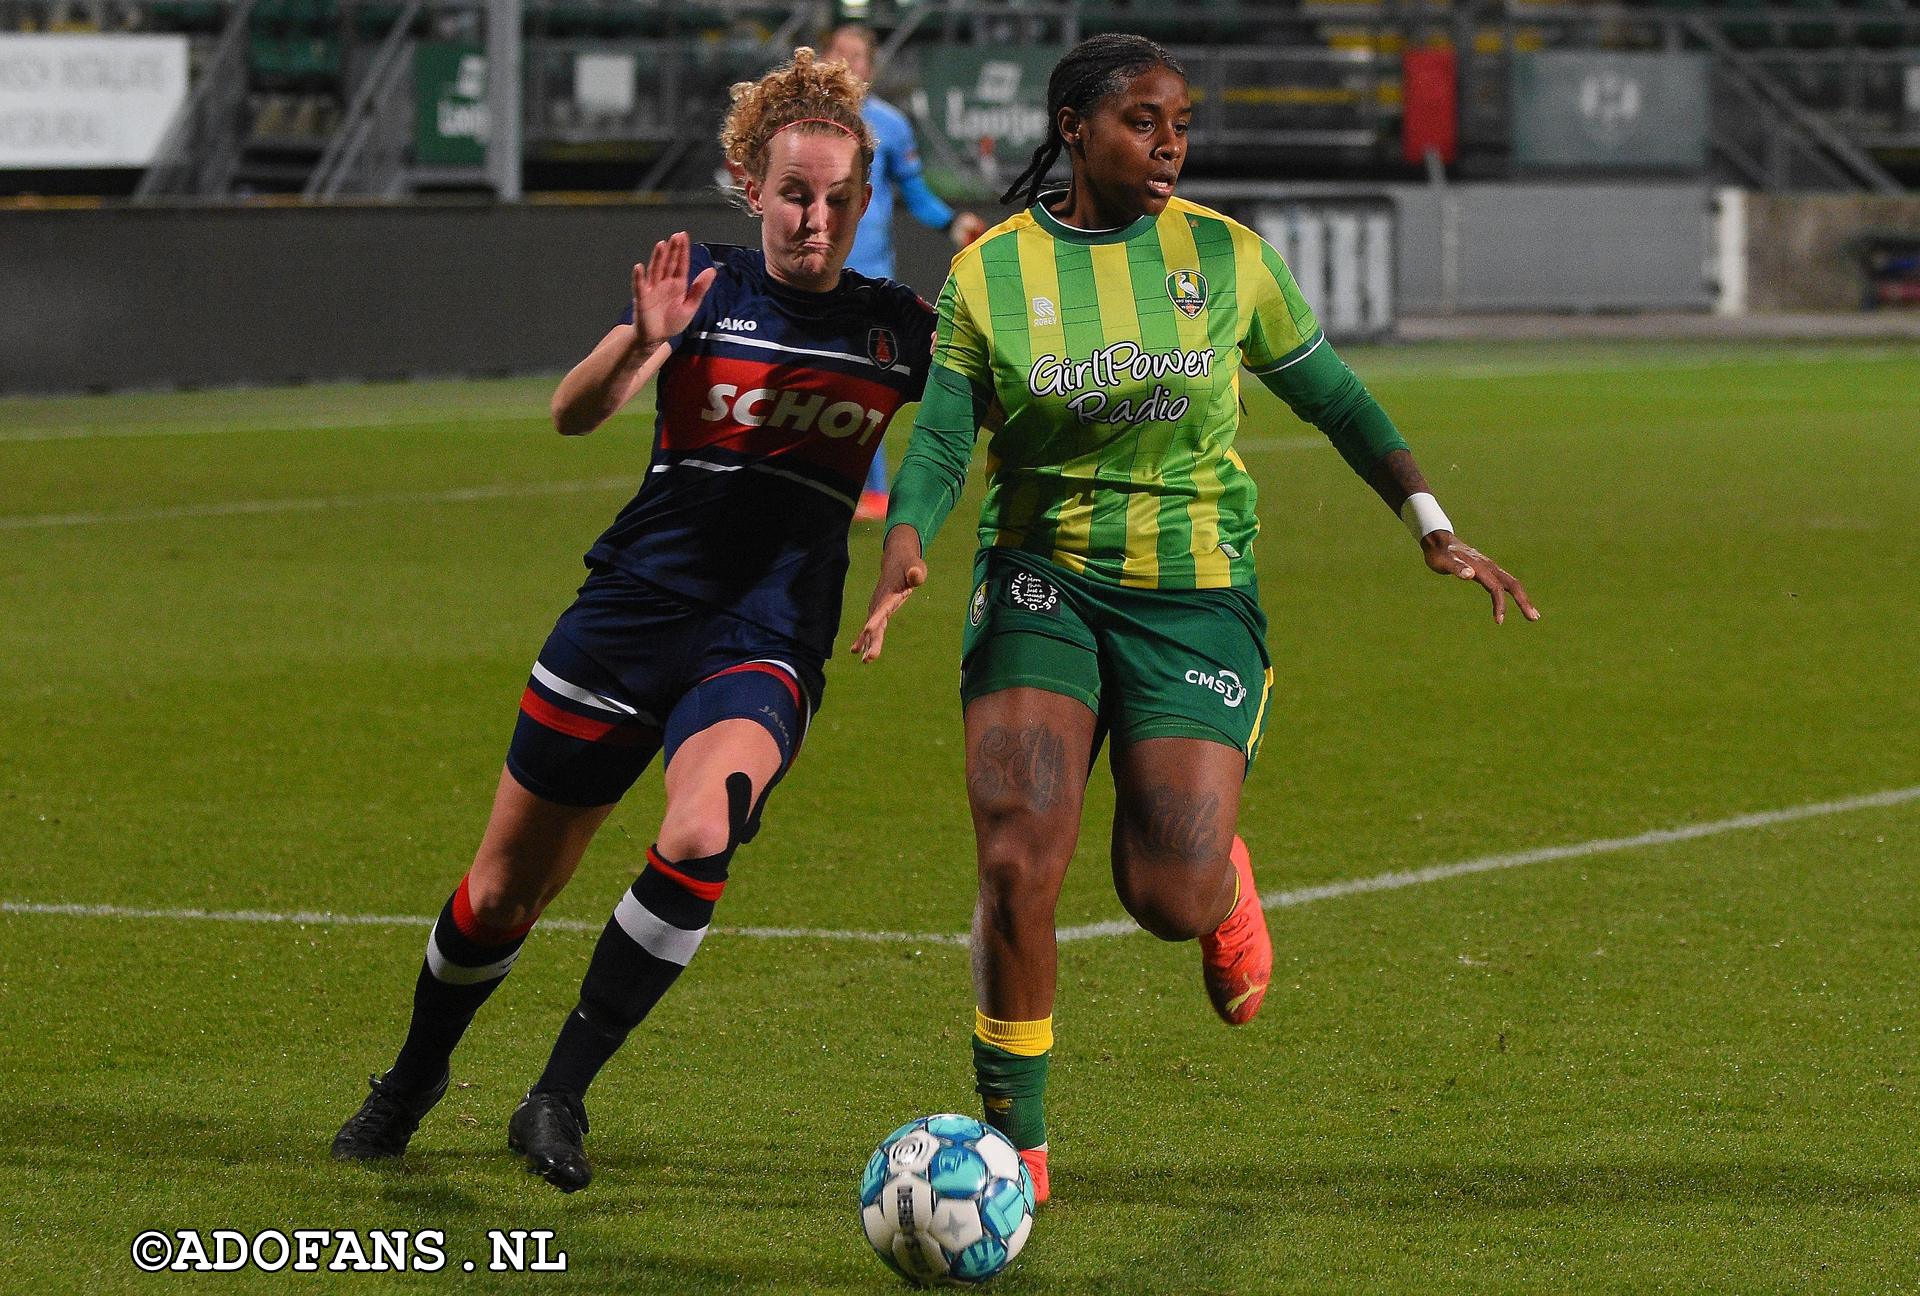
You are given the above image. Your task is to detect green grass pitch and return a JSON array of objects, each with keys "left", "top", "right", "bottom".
[{"left": 2, "top": 340, "right": 1916, "bottom": 1292}]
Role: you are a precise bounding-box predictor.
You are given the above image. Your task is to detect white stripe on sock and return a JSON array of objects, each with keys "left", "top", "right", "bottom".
[
  {"left": 612, "top": 890, "right": 708, "bottom": 967},
  {"left": 424, "top": 927, "right": 523, "bottom": 985}
]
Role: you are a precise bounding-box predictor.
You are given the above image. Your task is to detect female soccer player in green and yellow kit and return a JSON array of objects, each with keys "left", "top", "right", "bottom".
[{"left": 854, "top": 33, "right": 1539, "bottom": 1204}]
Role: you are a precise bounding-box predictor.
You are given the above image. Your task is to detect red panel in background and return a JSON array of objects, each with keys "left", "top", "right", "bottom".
[{"left": 1402, "top": 48, "right": 1459, "bottom": 167}]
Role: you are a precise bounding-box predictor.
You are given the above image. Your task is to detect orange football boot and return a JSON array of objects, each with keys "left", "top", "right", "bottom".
[
  {"left": 1018, "top": 1144, "right": 1049, "bottom": 1205},
  {"left": 1198, "top": 835, "right": 1271, "bottom": 1025}
]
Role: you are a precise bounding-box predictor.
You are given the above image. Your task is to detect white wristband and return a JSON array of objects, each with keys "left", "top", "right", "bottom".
[{"left": 1399, "top": 492, "right": 1453, "bottom": 540}]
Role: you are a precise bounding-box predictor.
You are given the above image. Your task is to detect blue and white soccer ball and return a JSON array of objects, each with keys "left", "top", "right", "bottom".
[{"left": 859, "top": 1114, "right": 1036, "bottom": 1286}]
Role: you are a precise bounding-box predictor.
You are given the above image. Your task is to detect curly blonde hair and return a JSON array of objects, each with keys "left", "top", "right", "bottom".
[{"left": 720, "top": 47, "right": 875, "bottom": 193}]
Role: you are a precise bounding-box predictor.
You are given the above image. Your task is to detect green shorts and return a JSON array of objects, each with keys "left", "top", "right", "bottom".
[{"left": 959, "top": 547, "right": 1275, "bottom": 763}]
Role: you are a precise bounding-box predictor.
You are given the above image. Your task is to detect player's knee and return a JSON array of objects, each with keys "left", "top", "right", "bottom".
[
  {"left": 975, "top": 839, "right": 1062, "bottom": 926},
  {"left": 1120, "top": 889, "right": 1215, "bottom": 942},
  {"left": 656, "top": 803, "right": 734, "bottom": 863},
  {"left": 1111, "top": 854, "right": 1219, "bottom": 942},
  {"left": 462, "top": 870, "right": 546, "bottom": 934}
]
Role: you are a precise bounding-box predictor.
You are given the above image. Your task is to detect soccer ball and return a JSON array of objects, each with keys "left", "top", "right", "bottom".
[{"left": 858, "top": 1114, "right": 1036, "bottom": 1286}]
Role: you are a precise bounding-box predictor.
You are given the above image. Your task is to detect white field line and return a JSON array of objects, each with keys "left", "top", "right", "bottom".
[
  {"left": 0, "top": 901, "right": 966, "bottom": 947},
  {"left": 0, "top": 476, "right": 635, "bottom": 531},
  {"left": 5, "top": 784, "right": 1914, "bottom": 947},
  {"left": 0, "top": 407, "right": 545, "bottom": 445},
  {"left": 3, "top": 445, "right": 1320, "bottom": 532},
  {"left": 1052, "top": 783, "right": 1920, "bottom": 940},
  {"left": 6, "top": 343, "right": 1910, "bottom": 445}
]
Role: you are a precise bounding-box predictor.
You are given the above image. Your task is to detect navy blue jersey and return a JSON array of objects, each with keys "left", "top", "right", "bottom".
[{"left": 587, "top": 244, "right": 935, "bottom": 662}]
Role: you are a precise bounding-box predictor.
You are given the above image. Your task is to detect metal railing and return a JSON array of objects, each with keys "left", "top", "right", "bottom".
[
  {"left": 510, "top": 2, "right": 828, "bottom": 189},
  {"left": 1709, "top": 60, "right": 1857, "bottom": 191},
  {"left": 302, "top": 0, "right": 420, "bottom": 198},
  {"left": 71, "top": 0, "right": 1920, "bottom": 200},
  {"left": 132, "top": 0, "right": 254, "bottom": 199},
  {"left": 1684, "top": 13, "right": 1902, "bottom": 194},
  {"left": 1447, "top": 2, "right": 1914, "bottom": 190},
  {"left": 1745, "top": 49, "right": 1920, "bottom": 150}
]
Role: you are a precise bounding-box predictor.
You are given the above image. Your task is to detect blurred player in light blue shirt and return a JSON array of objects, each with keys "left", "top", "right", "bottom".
[{"left": 825, "top": 24, "right": 985, "bottom": 519}]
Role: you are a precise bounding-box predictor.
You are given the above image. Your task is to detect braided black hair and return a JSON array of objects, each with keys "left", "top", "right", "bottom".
[{"left": 999, "top": 33, "right": 1187, "bottom": 209}]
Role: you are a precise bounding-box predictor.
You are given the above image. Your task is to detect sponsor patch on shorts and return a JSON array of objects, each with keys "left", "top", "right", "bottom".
[
  {"left": 1007, "top": 570, "right": 1060, "bottom": 614},
  {"left": 1184, "top": 665, "right": 1247, "bottom": 708}
]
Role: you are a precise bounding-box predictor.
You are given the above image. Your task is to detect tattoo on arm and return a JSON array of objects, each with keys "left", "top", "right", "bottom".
[
  {"left": 1365, "top": 447, "right": 1430, "bottom": 513},
  {"left": 968, "top": 725, "right": 1068, "bottom": 813},
  {"left": 1136, "top": 785, "right": 1222, "bottom": 864}
]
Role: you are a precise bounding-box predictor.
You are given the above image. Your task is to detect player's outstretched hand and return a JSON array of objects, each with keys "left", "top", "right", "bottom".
[
  {"left": 1422, "top": 532, "right": 1540, "bottom": 625},
  {"left": 631, "top": 231, "right": 717, "bottom": 350},
  {"left": 853, "top": 525, "right": 928, "bottom": 663},
  {"left": 951, "top": 212, "right": 988, "bottom": 248}
]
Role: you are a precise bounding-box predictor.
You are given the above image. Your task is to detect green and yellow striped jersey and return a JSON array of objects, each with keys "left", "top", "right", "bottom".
[{"left": 928, "top": 196, "right": 1324, "bottom": 589}]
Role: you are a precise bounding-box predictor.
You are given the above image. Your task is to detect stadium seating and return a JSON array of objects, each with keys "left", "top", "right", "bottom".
[
  {"left": 7, "top": 0, "right": 1916, "bottom": 194},
  {"left": 240, "top": 0, "right": 343, "bottom": 152}
]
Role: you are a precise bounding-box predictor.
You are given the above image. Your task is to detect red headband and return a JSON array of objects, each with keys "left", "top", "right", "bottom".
[{"left": 770, "top": 117, "right": 860, "bottom": 142}]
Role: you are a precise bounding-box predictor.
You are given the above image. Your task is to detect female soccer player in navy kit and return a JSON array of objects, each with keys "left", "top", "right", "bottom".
[{"left": 331, "top": 48, "right": 934, "bottom": 1193}]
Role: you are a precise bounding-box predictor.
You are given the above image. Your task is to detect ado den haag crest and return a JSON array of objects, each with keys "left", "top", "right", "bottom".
[{"left": 1165, "top": 269, "right": 1207, "bottom": 319}]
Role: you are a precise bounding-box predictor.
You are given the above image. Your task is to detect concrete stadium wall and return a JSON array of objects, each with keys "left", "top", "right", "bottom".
[
  {"left": 1, "top": 181, "right": 1733, "bottom": 396},
  {"left": 0, "top": 202, "right": 957, "bottom": 396},
  {"left": 1187, "top": 179, "right": 1718, "bottom": 316},
  {"left": 1390, "top": 183, "right": 1716, "bottom": 315},
  {"left": 1744, "top": 193, "right": 1920, "bottom": 312}
]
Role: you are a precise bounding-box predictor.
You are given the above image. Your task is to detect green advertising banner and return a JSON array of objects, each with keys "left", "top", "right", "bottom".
[
  {"left": 917, "top": 48, "right": 1057, "bottom": 178},
  {"left": 1511, "top": 52, "right": 1708, "bottom": 171},
  {"left": 415, "top": 41, "right": 487, "bottom": 167}
]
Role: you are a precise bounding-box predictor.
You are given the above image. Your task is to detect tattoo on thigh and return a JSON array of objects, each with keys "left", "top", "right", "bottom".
[
  {"left": 969, "top": 725, "right": 1068, "bottom": 813},
  {"left": 1137, "top": 785, "right": 1222, "bottom": 864}
]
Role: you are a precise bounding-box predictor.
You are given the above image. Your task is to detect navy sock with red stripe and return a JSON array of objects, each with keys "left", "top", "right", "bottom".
[
  {"left": 386, "top": 876, "right": 534, "bottom": 1093},
  {"left": 533, "top": 843, "right": 728, "bottom": 1098}
]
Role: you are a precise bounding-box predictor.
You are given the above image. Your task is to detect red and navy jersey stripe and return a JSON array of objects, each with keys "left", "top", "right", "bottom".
[{"left": 586, "top": 244, "right": 935, "bottom": 661}]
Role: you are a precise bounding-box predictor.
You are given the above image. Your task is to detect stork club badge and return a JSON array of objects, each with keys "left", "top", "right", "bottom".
[{"left": 1166, "top": 269, "right": 1207, "bottom": 319}]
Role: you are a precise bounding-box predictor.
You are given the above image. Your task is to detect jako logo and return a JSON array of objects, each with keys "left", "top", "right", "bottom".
[
  {"left": 1185, "top": 667, "right": 1246, "bottom": 708},
  {"left": 715, "top": 317, "right": 758, "bottom": 332},
  {"left": 699, "top": 385, "right": 886, "bottom": 443}
]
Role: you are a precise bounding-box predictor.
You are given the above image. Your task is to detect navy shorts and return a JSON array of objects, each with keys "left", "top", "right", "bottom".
[{"left": 505, "top": 568, "right": 821, "bottom": 808}]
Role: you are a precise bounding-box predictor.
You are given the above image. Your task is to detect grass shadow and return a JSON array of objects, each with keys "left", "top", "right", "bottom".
[{"left": 1067, "top": 1154, "right": 1920, "bottom": 1216}]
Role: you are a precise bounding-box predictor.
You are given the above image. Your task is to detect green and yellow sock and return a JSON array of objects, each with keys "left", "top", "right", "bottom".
[{"left": 972, "top": 1010, "right": 1052, "bottom": 1150}]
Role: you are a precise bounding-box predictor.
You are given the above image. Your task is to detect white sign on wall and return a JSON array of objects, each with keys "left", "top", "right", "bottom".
[
  {"left": 1253, "top": 203, "right": 1396, "bottom": 340},
  {"left": 0, "top": 34, "right": 189, "bottom": 168},
  {"left": 574, "top": 52, "right": 634, "bottom": 116}
]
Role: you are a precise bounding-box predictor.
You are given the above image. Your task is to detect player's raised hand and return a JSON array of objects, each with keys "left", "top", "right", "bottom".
[
  {"left": 631, "top": 231, "right": 717, "bottom": 349},
  {"left": 1421, "top": 532, "right": 1540, "bottom": 625},
  {"left": 853, "top": 524, "right": 929, "bottom": 663}
]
